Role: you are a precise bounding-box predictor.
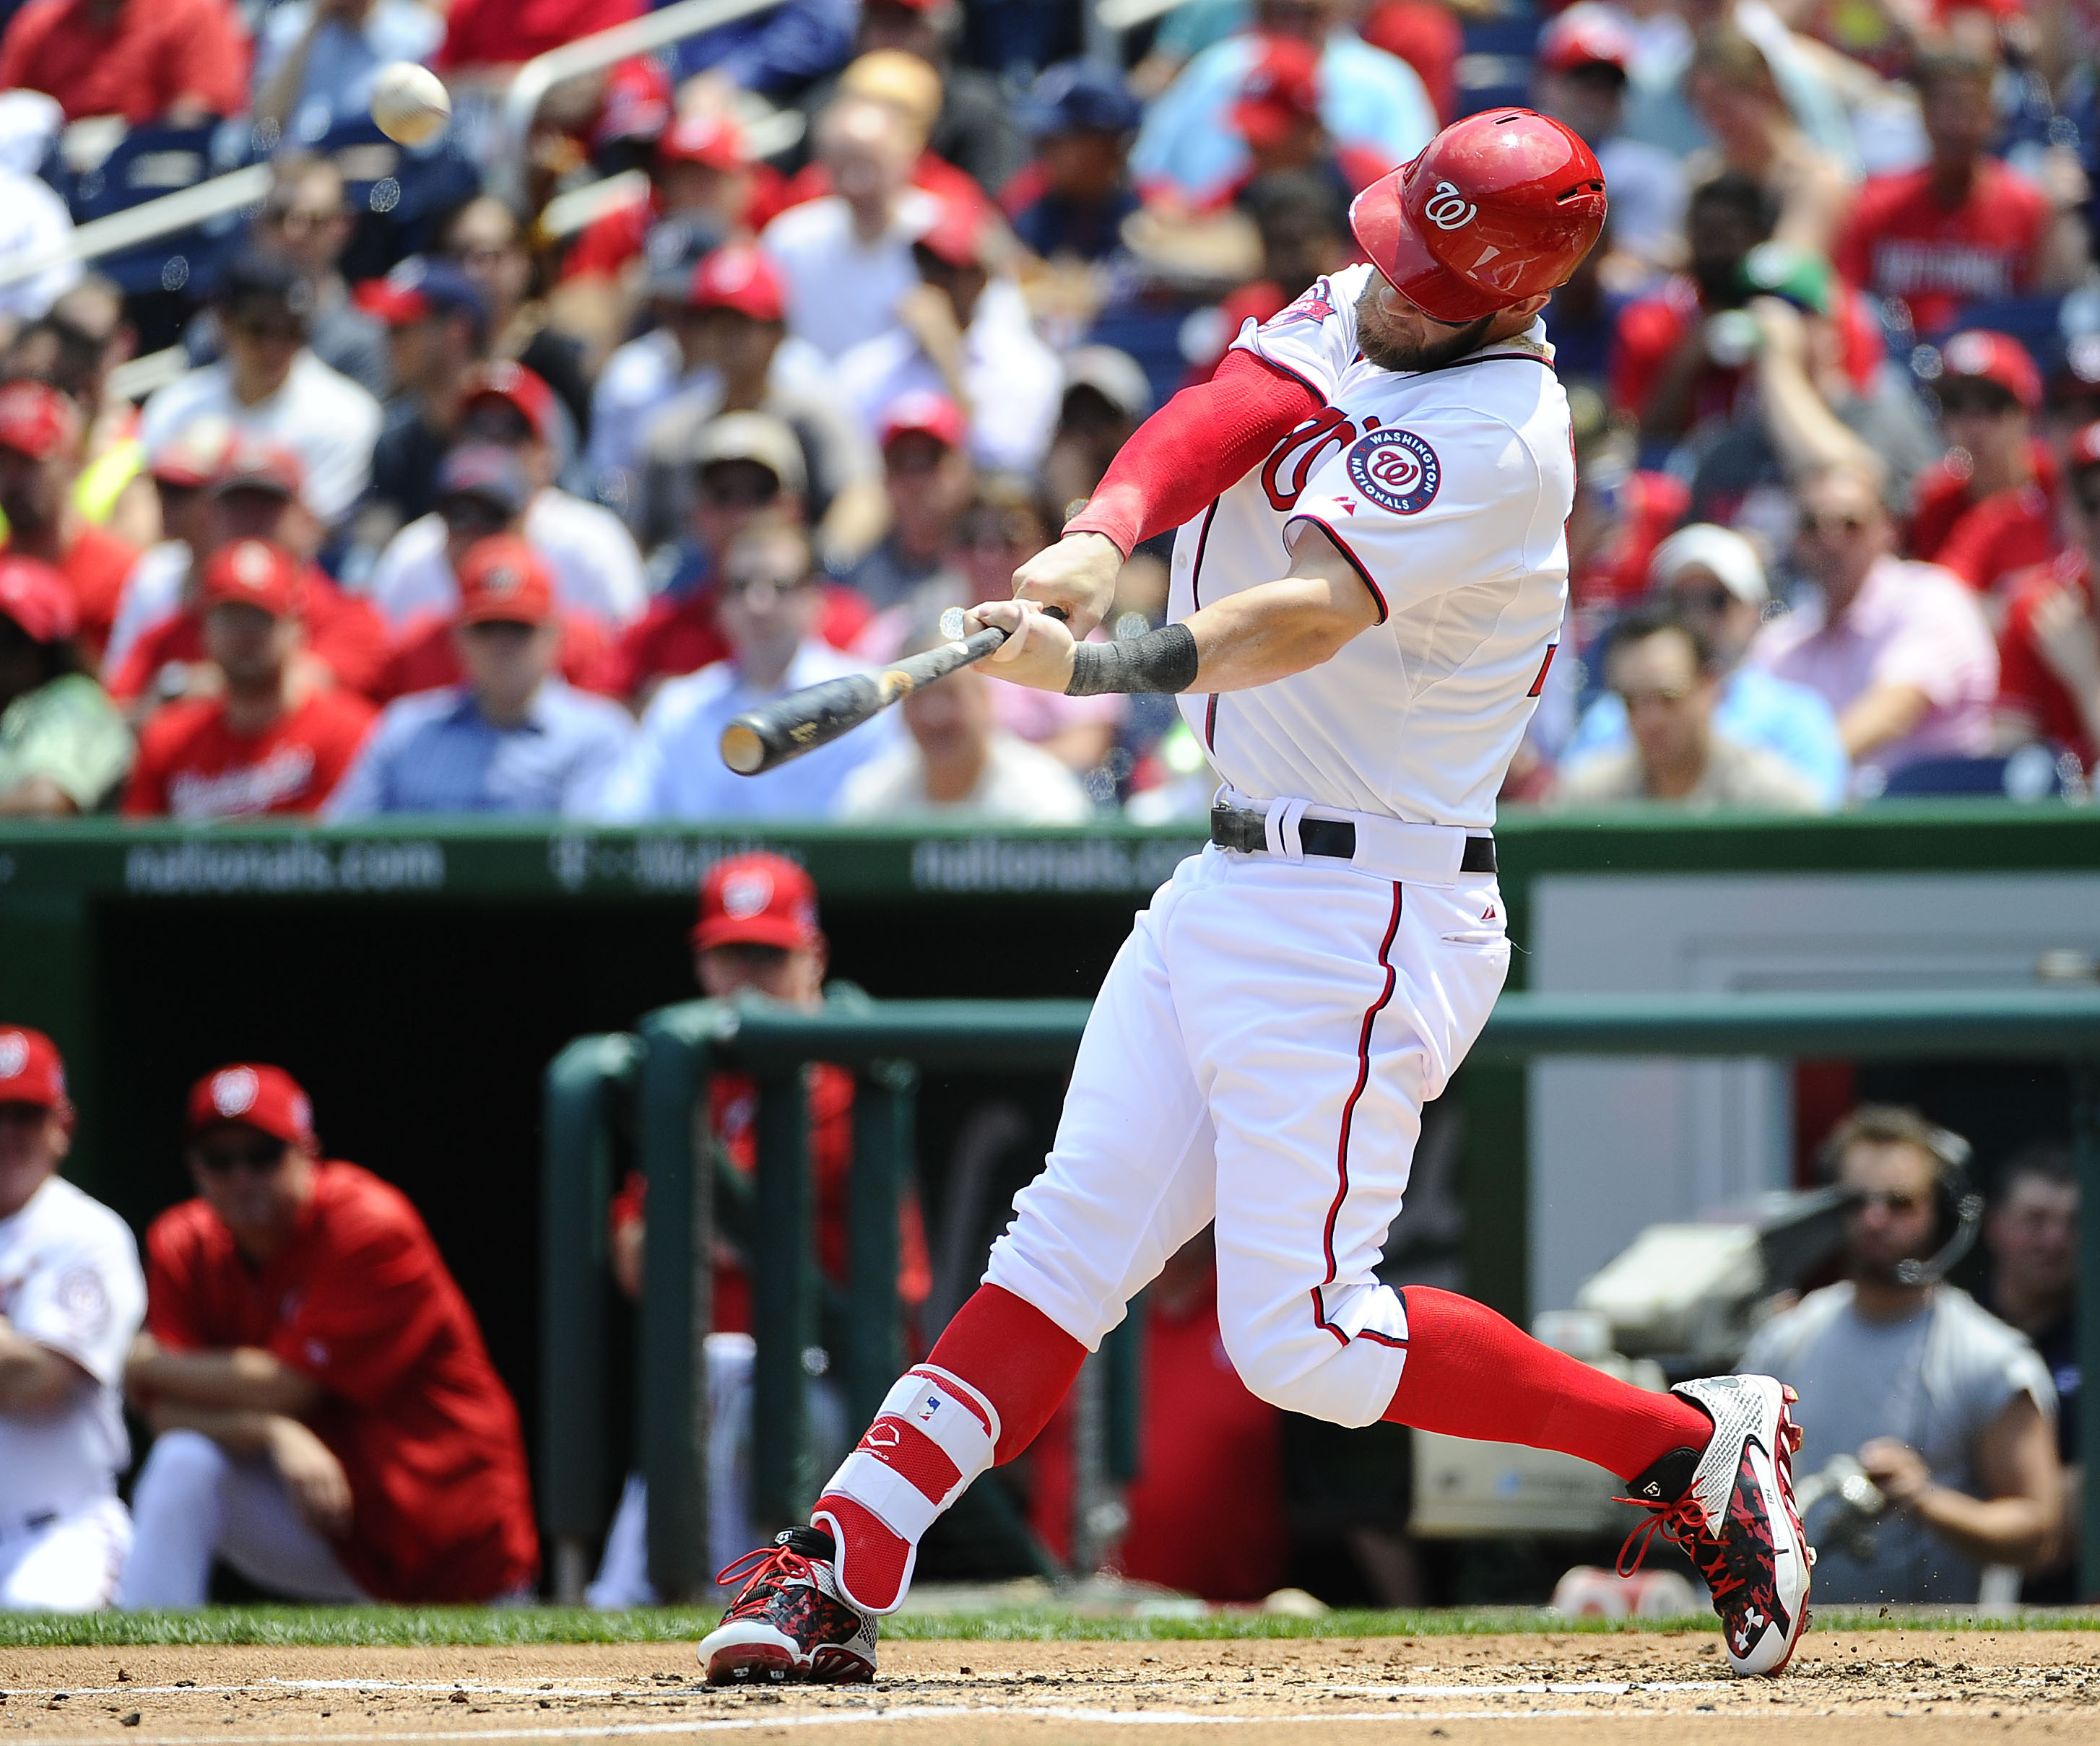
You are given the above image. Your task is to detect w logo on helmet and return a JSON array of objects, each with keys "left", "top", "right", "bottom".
[{"left": 1424, "top": 180, "right": 1477, "bottom": 230}]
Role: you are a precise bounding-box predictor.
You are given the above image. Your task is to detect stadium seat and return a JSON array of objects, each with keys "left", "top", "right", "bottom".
[{"left": 1874, "top": 743, "right": 2081, "bottom": 801}]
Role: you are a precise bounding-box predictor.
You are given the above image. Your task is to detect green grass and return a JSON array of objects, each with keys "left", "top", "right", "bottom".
[{"left": 0, "top": 1605, "right": 2094, "bottom": 1650}]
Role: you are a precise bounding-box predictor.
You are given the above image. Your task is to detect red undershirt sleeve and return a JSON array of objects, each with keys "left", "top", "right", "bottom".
[{"left": 1062, "top": 349, "right": 1327, "bottom": 556}]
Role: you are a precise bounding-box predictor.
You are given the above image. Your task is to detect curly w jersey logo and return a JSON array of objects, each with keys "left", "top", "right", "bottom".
[
  {"left": 1347, "top": 427, "right": 1441, "bottom": 515},
  {"left": 1262, "top": 407, "right": 1363, "bottom": 511}
]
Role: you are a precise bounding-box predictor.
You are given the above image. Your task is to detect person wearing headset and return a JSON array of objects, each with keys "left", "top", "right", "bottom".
[{"left": 1739, "top": 1105, "right": 2063, "bottom": 1603}]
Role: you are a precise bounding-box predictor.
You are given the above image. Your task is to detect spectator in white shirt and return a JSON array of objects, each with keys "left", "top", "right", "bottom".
[
  {"left": 0, "top": 91, "right": 78, "bottom": 336},
  {"left": 760, "top": 94, "right": 942, "bottom": 360},
  {"left": 1750, "top": 465, "right": 2000, "bottom": 794},
  {"left": 841, "top": 391, "right": 974, "bottom": 612},
  {"left": 838, "top": 615, "right": 1093, "bottom": 824},
  {"left": 364, "top": 363, "right": 648, "bottom": 631},
  {"left": 139, "top": 251, "right": 383, "bottom": 531},
  {"left": 836, "top": 199, "right": 1062, "bottom": 478},
  {"left": 597, "top": 517, "right": 897, "bottom": 822}
]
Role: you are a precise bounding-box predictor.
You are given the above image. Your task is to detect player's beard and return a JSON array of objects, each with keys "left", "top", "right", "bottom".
[{"left": 1354, "top": 279, "right": 1497, "bottom": 373}]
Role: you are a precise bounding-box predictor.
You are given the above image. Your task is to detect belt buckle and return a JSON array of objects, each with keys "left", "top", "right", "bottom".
[{"left": 1210, "top": 804, "right": 1263, "bottom": 854}]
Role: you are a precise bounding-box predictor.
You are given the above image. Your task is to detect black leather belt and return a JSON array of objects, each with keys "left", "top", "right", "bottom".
[{"left": 1210, "top": 804, "right": 1496, "bottom": 874}]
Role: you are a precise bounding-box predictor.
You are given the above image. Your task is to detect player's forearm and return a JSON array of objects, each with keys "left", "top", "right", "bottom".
[
  {"left": 131, "top": 1345, "right": 322, "bottom": 1415},
  {"left": 1183, "top": 575, "right": 1382, "bottom": 691},
  {"left": 1064, "top": 350, "right": 1323, "bottom": 555},
  {"left": 1836, "top": 681, "right": 1930, "bottom": 757},
  {"left": 1909, "top": 1485, "right": 2055, "bottom": 1568},
  {"left": 144, "top": 1399, "right": 287, "bottom": 1459},
  {"left": 0, "top": 1317, "right": 80, "bottom": 1412}
]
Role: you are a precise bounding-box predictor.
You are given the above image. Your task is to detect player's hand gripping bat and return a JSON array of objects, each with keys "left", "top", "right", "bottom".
[{"left": 719, "top": 606, "right": 1062, "bottom": 776}]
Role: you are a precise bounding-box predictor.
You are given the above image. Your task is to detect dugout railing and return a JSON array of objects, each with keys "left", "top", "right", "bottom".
[{"left": 544, "top": 985, "right": 2100, "bottom": 1604}]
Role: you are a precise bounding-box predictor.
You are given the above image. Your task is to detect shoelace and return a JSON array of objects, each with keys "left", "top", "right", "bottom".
[
  {"left": 716, "top": 1543, "right": 818, "bottom": 1615},
  {"left": 1613, "top": 1496, "right": 1745, "bottom": 1601}
]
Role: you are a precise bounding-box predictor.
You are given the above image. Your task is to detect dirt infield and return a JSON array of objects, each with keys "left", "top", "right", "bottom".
[{"left": 3, "top": 1630, "right": 2097, "bottom": 1746}]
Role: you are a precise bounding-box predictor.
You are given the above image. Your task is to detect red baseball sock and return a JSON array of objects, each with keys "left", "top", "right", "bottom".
[
  {"left": 812, "top": 1285, "right": 1086, "bottom": 1612},
  {"left": 1381, "top": 1287, "right": 1712, "bottom": 1481},
  {"left": 923, "top": 1284, "right": 1088, "bottom": 1463}
]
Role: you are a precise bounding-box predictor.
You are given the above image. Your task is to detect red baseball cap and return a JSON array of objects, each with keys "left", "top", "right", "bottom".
[
  {"left": 456, "top": 533, "right": 555, "bottom": 625},
  {"left": 461, "top": 360, "right": 558, "bottom": 445},
  {"left": 186, "top": 1063, "right": 316, "bottom": 1147},
  {"left": 201, "top": 539, "right": 303, "bottom": 619},
  {"left": 1938, "top": 329, "right": 2043, "bottom": 412},
  {"left": 658, "top": 109, "right": 747, "bottom": 170},
  {"left": 1233, "top": 35, "right": 1322, "bottom": 149},
  {"left": 0, "top": 1025, "right": 67, "bottom": 1112},
  {"left": 0, "top": 381, "right": 81, "bottom": 461},
  {"left": 211, "top": 433, "right": 304, "bottom": 500},
  {"left": 878, "top": 388, "right": 967, "bottom": 451},
  {"left": 688, "top": 243, "right": 785, "bottom": 321},
  {"left": 694, "top": 852, "right": 821, "bottom": 951},
  {"left": 1538, "top": 4, "right": 1635, "bottom": 74},
  {"left": 0, "top": 554, "right": 78, "bottom": 644},
  {"left": 914, "top": 199, "right": 989, "bottom": 270}
]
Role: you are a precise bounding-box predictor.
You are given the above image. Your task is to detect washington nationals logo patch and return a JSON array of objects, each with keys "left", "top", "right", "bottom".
[{"left": 1347, "top": 427, "right": 1441, "bottom": 515}]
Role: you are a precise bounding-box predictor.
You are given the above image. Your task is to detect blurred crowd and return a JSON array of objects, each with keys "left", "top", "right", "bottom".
[
  {"left": 3, "top": 0, "right": 2100, "bottom": 828},
  {"left": 0, "top": 0, "right": 2083, "bottom": 828}
]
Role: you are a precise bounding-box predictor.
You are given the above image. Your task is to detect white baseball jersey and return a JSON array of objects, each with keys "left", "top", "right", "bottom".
[
  {"left": 1168, "top": 262, "right": 1575, "bottom": 829},
  {"left": 0, "top": 1176, "right": 147, "bottom": 1519}
]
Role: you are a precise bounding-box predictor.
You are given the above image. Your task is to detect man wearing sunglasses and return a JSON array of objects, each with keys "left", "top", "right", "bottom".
[
  {"left": 1741, "top": 1107, "right": 2061, "bottom": 1604},
  {"left": 1906, "top": 332, "right": 2057, "bottom": 602},
  {"left": 1749, "top": 462, "right": 1997, "bottom": 794},
  {"left": 120, "top": 1064, "right": 537, "bottom": 1607},
  {"left": 365, "top": 363, "right": 647, "bottom": 635},
  {"left": 1995, "top": 422, "right": 2100, "bottom": 775},
  {"left": 0, "top": 1026, "right": 147, "bottom": 1610},
  {"left": 139, "top": 252, "right": 382, "bottom": 534}
]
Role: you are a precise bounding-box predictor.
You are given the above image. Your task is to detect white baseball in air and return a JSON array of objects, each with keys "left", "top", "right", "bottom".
[{"left": 370, "top": 62, "right": 451, "bottom": 147}]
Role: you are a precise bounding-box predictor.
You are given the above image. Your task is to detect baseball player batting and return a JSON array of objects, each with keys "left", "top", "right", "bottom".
[{"left": 700, "top": 111, "right": 1811, "bottom": 1683}]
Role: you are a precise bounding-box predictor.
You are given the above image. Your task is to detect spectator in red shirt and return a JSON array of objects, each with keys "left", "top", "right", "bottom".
[
  {"left": 0, "top": 0, "right": 249, "bottom": 126},
  {"left": 1907, "top": 331, "right": 2057, "bottom": 601},
  {"left": 0, "top": 381, "right": 136, "bottom": 664},
  {"left": 1995, "top": 422, "right": 2100, "bottom": 771},
  {"left": 1834, "top": 50, "right": 2079, "bottom": 340},
  {"left": 434, "top": 0, "right": 635, "bottom": 77},
  {"left": 118, "top": 1064, "right": 537, "bottom": 1605},
  {"left": 561, "top": 110, "right": 760, "bottom": 290},
  {"left": 121, "top": 540, "right": 375, "bottom": 817},
  {"left": 106, "top": 438, "right": 388, "bottom": 711}
]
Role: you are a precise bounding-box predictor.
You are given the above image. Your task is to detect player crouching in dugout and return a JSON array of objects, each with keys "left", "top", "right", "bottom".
[
  {"left": 118, "top": 1065, "right": 538, "bottom": 1605},
  {"left": 1741, "top": 1106, "right": 2063, "bottom": 1603}
]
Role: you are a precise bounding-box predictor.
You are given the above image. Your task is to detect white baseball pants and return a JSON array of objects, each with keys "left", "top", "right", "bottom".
[
  {"left": 0, "top": 1496, "right": 131, "bottom": 1612},
  {"left": 986, "top": 839, "right": 1508, "bottom": 1428},
  {"left": 116, "top": 1430, "right": 368, "bottom": 1607}
]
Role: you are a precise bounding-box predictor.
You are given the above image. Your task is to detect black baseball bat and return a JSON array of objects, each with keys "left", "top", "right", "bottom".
[{"left": 720, "top": 623, "right": 1012, "bottom": 776}]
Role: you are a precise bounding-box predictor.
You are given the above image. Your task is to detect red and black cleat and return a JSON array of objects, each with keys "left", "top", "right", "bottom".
[
  {"left": 1617, "top": 1375, "right": 1812, "bottom": 1676},
  {"left": 698, "top": 1527, "right": 880, "bottom": 1685}
]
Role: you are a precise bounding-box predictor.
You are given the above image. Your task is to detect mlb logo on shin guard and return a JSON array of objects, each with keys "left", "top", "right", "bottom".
[{"left": 918, "top": 1395, "right": 942, "bottom": 1423}]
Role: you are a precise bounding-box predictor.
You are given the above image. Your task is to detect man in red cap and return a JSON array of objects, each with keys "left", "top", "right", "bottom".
[
  {"left": 368, "top": 370, "right": 648, "bottom": 635},
  {"left": 0, "top": 380, "right": 137, "bottom": 664},
  {"left": 1995, "top": 422, "right": 2100, "bottom": 772},
  {"left": 0, "top": 1025, "right": 147, "bottom": 1611},
  {"left": 835, "top": 200, "right": 1061, "bottom": 478},
  {"left": 0, "top": 554, "right": 131, "bottom": 815},
  {"left": 840, "top": 392, "right": 976, "bottom": 612},
  {"left": 588, "top": 854, "right": 932, "bottom": 1605},
  {"left": 119, "top": 1064, "right": 537, "bottom": 1605},
  {"left": 1906, "top": 331, "right": 2057, "bottom": 599},
  {"left": 328, "top": 534, "right": 631, "bottom": 817},
  {"left": 563, "top": 110, "right": 760, "bottom": 292},
  {"left": 105, "top": 435, "right": 388, "bottom": 713},
  {"left": 122, "top": 539, "right": 376, "bottom": 817},
  {"left": 705, "top": 110, "right": 1808, "bottom": 1687},
  {"left": 355, "top": 256, "right": 494, "bottom": 531},
  {"left": 1203, "top": 34, "right": 1394, "bottom": 213},
  {"left": 1532, "top": 4, "right": 1683, "bottom": 268}
]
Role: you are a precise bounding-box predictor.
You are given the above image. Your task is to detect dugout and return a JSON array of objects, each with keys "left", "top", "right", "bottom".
[{"left": 4, "top": 805, "right": 2097, "bottom": 1589}]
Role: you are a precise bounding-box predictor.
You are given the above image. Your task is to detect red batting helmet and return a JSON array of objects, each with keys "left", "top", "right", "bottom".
[{"left": 1350, "top": 108, "right": 1607, "bottom": 325}]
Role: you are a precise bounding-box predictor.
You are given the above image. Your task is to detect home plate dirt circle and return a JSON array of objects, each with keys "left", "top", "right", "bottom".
[{"left": 4, "top": 1633, "right": 2095, "bottom": 1746}]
